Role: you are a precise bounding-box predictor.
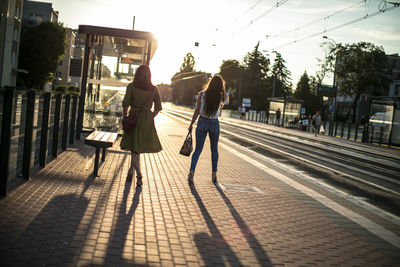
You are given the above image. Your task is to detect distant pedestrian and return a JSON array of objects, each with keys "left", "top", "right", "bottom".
[
  {"left": 187, "top": 75, "right": 228, "bottom": 184},
  {"left": 275, "top": 108, "right": 281, "bottom": 126},
  {"left": 312, "top": 110, "right": 321, "bottom": 137},
  {"left": 240, "top": 105, "right": 246, "bottom": 119},
  {"left": 120, "top": 65, "right": 162, "bottom": 186}
]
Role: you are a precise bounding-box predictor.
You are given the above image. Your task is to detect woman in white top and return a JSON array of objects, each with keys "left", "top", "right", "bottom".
[{"left": 187, "top": 75, "right": 227, "bottom": 183}]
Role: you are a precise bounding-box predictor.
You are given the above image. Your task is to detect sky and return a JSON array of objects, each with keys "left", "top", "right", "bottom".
[{"left": 35, "top": 0, "right": 400, "bottom": 87}]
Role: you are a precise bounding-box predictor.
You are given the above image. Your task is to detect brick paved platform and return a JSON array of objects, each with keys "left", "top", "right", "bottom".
[{"left": 0, "top": 112, "right": 399, "bottom": 266}]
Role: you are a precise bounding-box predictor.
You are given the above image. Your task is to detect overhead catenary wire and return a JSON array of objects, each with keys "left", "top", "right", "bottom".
[
  {"left": 233, "top": 0, "right": 265, "bottom": 23},
  {"left": 234, "top": 0, "right": 289, "bottom": 35},
  {"left": 269, "top": 4, "right": 399, "bottom": 51},
  {"left": 271, "top": 0, "right": 365, "bottom": 38}
]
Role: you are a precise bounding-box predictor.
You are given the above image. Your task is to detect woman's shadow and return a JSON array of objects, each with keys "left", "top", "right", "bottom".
[
  {"left": 103, "top": 182, "right": 143, "bottom": 266},
  {"left": 190, "top": 184, "right": 244, "bottom": 267}
]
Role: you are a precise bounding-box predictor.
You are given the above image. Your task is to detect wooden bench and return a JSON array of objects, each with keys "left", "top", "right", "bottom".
[{"left": 84, "top": 131, "right": 118, "bottom": 176}]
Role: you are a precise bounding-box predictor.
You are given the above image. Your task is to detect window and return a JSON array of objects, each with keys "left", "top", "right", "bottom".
[
  {"left": 13, "top": 28, "right": 18, "bottom": 41},
  {"left": 28, "top": 13, "right": 34, "bottom": 22},
  {"left": 395, "top": 85, "right": 400, "bottom": 96},
  {"left": 35, "top": 14, "right": 43, "bottom": 24},
  {"left": 14, "top": 6, "right": 20, "bottom": 19},
  {"left": 11, "top": 52, "right": 16, "bottom": 66}
]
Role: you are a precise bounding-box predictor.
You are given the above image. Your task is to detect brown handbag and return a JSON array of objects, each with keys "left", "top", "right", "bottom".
[{"left": 122, "top": 88, "right": 154, "bottom": 132}]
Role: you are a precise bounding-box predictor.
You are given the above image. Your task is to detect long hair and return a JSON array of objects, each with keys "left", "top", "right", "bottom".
[
  {"left": 132, "top": 65, "right": 156, "bottom": 91},
  {"left": 202, "top": 75, "right": 227, "bottom": 117}
]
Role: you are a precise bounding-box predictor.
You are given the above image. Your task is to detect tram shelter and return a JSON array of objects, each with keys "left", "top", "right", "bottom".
[
  {"left": 267, "top": 96, "right": 303, "bottom": 126},
  {"left": 76, "top": 25, "right": 157, "bottom": 137}
]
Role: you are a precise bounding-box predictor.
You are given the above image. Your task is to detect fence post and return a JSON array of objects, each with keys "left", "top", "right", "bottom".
[
  {"left": 0, "top": 88, "right": 15, "bottom": 196},
  {"left": 340, "top": 122, "right": 345, "bottom": 138},
  {"left": 370, "top": 126, "right": 374, "bottom": 143},
  {"left": 355, "top": 124, "right": 359, "bottom": 141},
  {"left": 334, "top": 122, "right": 338, "bottom": 137},
  {"left": 39, "top": 93, "right": 51, "bottom": 167},
  {"left": 69, "top": 95, "right": 78, "bottom": 145},
  {"left": 52, "top": 94, "right": 62, "bottom": 158},
  {"left": 347, "top": 123, "right": 351, "bottom": 139},
  {"left": 22, "top": 91, "right": 36, "bottom": 180},
  {"left": 62, "top": 95, "right": 71, "bottom": 150}
]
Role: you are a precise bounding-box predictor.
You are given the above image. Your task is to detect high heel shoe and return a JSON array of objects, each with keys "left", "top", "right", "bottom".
[
  {"left": 187, "top": 171, "right": 194, "bottom": 183},
  {"left": 136, "top": 176, "right": 143, "bottom": 186}
]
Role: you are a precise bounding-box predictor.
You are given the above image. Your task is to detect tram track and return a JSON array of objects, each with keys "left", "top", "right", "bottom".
[{"left": 163, "top": 108, "right": 400, "bottom": 202}]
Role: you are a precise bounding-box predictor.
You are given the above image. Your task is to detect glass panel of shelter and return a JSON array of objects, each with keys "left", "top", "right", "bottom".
[{"left": 82, "top": 34, "right": 149, "bottom": 132}]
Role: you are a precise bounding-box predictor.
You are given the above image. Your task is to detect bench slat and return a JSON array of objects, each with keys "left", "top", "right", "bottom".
[
  {"left": 100, "top": 132, "right": 112, "bottom": 143},
  {"left": 93, "top": 131, "right": 106, "bottom": 141},
  {"left": 85, "top": 131, "right": 118, "bottom": 148},
  {"left": 86, "top": 130, "right": 100, "bottom": 140},
  {"left": 107, "top": 133, "right": 118, "bottom": 143}
]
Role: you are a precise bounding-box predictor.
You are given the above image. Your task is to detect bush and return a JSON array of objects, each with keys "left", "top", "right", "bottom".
[
  {"left": 66, "top": 85, "right": 80, "bottom": 95},
  {"left": 54, "top": 85, "right": 67, "bottom": 93}
]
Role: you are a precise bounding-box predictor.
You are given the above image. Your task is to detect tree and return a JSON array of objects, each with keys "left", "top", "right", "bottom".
[
  {"left": 171, "top": 53, "right": 209, "bottom": 105},
  {"left": 219, "top": 59, "right": 243, "bottom": 107},
  {"left": 293, "top": 71, "right": 311, "bottom": 110},
  {"left": 242, "top": 42, "right": 270, "bottom": 109},
  {"left": 180, "top": 53, "right": 195, "bottom": 73},
  {"left": 19, "top": 22, "right": 66, "bottom": 89},
  {"left": 293, "top": 71, "right": 322, "bottom": 116},
  {"left": 271, "top": 51, "right": 292, "bottom": 97},
  {"left": 323, "top": 41, "right": 391, "bottom": 122}
]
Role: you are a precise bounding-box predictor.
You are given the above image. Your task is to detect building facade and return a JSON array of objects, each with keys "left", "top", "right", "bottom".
[
  {"left": 22, "top": 0, "right": 73, "bottom": 87},
  {"left": 387, "top": 53, "right": 400, "bottom": 97},
  {"left": 22, "top": 0, "right": 57, "bottom": 25},
  {"left": 0, "top": 0, "right": 23, "bottom": 87},
  {"left": 55, "top": 28, "right": 75, "bottom": 85}
]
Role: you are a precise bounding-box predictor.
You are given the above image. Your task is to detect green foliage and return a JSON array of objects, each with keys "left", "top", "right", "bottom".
[
  {"left": 19, "top": 22, "right": 67, "bottom": 89},
  {"left": 54, "top": 85, "right": 67, "bottom": 93},
  {"left": 180, "top": 53, "right": 195, "bottom": 73},
  {"left": 66, "top": 85, "right": 80, "bottom": 95},
  {"left": 171, "top": 53, "right": 209, "bottom": 105},
  {"left": 323, "top": 41, "right": 391, "bottom": 122},
  {"left": 293, "top": 72, "right": 322, "bottom": 115},
  {"left": 271, "top": 51, "right": 292, "bottom": 97},
  {"left": 242, "top": 42, "right": 270, "bottom": 109},
  {"left": 219, "top": 60, "right": 243, "bottom": 107}
]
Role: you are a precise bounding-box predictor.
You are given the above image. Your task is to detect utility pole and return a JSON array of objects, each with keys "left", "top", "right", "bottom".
[
  {"left": 132, "top": 16, "right": 135, "bottom": 30},
  {"left": 272, "top": 73, "right": 276, "bottom": 97},
  {"left": 323, "top": 35, "right": 337, "bottom": 135}
]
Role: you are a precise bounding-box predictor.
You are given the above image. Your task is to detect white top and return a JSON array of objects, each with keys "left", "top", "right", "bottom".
[{"left": 199, "top": 91, "right": 221, "bottom": 119}]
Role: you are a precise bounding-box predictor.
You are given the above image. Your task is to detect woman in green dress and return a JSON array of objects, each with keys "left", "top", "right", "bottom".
[{"left": 120, "top": 65, "right": 162, "bottom": 186}]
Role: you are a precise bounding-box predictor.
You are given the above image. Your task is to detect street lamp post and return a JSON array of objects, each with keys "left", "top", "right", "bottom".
[{"left": 323, "top": 35, "right": 337, "bottom": 136}]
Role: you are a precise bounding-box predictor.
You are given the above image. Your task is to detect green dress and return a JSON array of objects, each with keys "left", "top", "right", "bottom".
[{"left": 120, "top": 84, "right": 162, "bottom": 153}]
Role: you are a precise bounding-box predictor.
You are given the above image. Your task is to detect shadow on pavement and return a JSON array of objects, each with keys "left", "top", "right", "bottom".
[
  {"left": 215, "top": 184, "right": 272, "bottom": 266},
  {"left": 103, "top": 183, "right": 143, "bottom": 266},
  {"left": 0, "top": 192, "right": 90, "bottom": 266},
  {"left": 190, "top": 184, "right": 244, "bottom": 267}
]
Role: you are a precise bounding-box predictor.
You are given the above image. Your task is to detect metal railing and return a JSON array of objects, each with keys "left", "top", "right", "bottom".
[
  {"left": 0, "top": 87, "right": 79, "bottom": 196},
  {"left": 228, "top": 109, "right": 399, "bottom": 148}
]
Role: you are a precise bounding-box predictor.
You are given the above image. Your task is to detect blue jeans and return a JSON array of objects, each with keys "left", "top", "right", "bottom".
[{"left": 190, "top": 117, "right": 220, "bottom": 173}]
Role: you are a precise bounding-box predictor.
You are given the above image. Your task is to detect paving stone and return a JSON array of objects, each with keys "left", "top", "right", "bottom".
[{"left": 0, "top": 113, "right": 398, "bottom": 266}]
